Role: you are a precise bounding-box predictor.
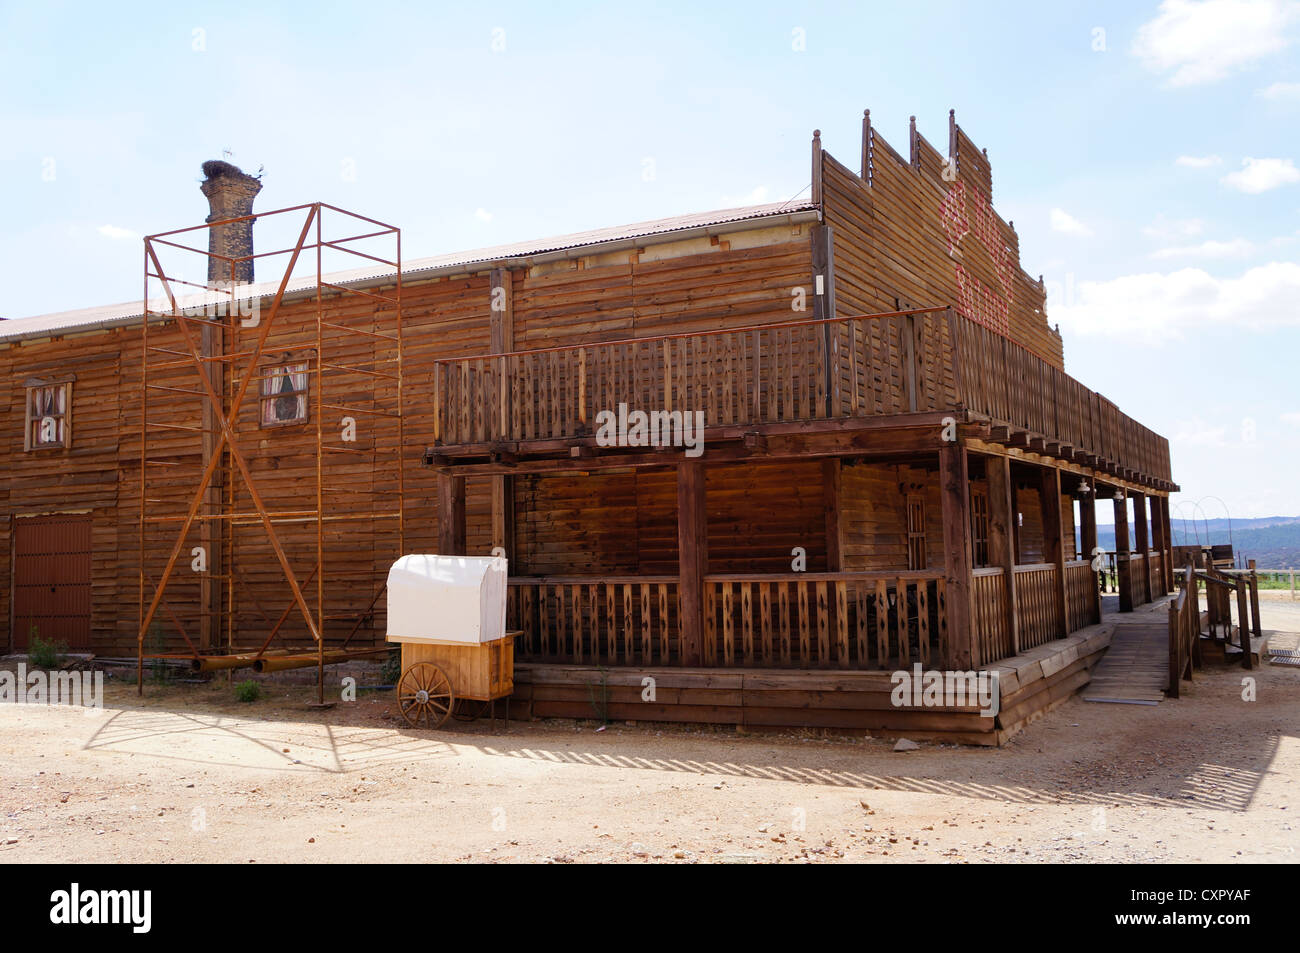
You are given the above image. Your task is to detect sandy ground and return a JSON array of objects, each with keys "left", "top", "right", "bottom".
[{"left": 2, "top": 603, "right": 1298, "bottom": 865}]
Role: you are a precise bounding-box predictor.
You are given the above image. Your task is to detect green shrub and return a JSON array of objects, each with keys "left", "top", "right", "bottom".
[
  {"left": 28, "top": 630, "right": 67, "bottom": 669},
  {"left": 380, "top": 648, "right": 401, "bottom": 685},
  {"left": 234, "top": 680, "right": 261, "bottom": 703}
]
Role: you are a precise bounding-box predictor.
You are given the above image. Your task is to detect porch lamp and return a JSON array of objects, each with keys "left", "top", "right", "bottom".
[
  {"left": 1074, "top": 479, "right": 1091, "bottom": 497},
  {"left": 1113, "top": 490, "right": 1125, "bottom": 501}
]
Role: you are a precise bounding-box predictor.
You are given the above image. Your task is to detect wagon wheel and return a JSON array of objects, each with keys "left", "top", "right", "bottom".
[
  {"left": 396, "top": 662, "right": 455, "bottom": 729},
  {"left": 451, "top": 698, "right": 491, "bottom": 722}
]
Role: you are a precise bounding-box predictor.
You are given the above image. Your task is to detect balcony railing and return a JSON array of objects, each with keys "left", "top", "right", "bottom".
[{"left": 433, "top": 306, "right": 1172, "bottom": 485}]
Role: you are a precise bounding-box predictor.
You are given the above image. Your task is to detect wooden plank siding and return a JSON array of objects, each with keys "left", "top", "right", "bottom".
[{"left": 1, "top": 220, "right": 819, "bottom": 655}]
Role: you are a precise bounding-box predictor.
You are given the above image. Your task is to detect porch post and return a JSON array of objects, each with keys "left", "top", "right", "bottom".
[
  {"left": 1149, "top": 494, "right": 1167, "bottom": 596},
  {"left": 489, "top": 266, "right": 516, "bottom": 566},
  {"left": 1134, "top": 491, "right": 1151, "bottom": 605},
  {"left": 1114, "top": 489, "right": 1132, "bottom": 612},
  {"left": 1038, "top": 466, "right": 1068, "bottom": 636},
  {"left": 822, "top": 459, "right": 844, "bottom": 571},
  {"left": 985, "top": 453, "right": 1019, "bottom": 655},
  {"left": 939, "top": 444, "right": 976, "bottom": 669},
  {"left": 1080, "top": 486, "right": 1100, "bottom": 623},
  {"left": 1159, "top": 496, "right": 1175, "bottom": 593},
  {"left": 437, "top": 473, "right": 466, "bottom": 556},
  {"left": 677, "top": 460, "right": 707, "bottom": 667}
]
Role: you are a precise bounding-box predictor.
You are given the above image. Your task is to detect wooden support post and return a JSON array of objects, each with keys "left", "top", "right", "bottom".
[
  {"left": 1038, "top": 466, "right": 1068, "bottom": 637},
  {"left": 986, "top": 454, "right": 1019, "bottom": 654},
  {"left": 1149, "top": 495, "right": 1167, "bottom": 596},
  {"left": 939, "top": 444, "right": 976, "bottom": 669},
  {"left": 822, "top": 459, "right": 844, "bottom": 571},
  {"left": 489, "top": 266, "right": 515, "bottom": 565},
  {"left": 1248, "top": 559, "right": 1262, "bottom": 638},
  {"left": 1236, "top": 576, "right": 1252, "bottom": 669},
  {"left": 1159, "top": 496, "right": 1175, "bottom": 594},
  {"left": 677, "top": 460, "right": 707, "bottom": 667},
  {"left": 1133, "top": 491, "right": 1150, "bottom": 605},
  {"left": 437, "top": 473, "right": 466, "bottom": 556},
  {"left": 1080, "top": 487, "right": 1100, "bottom": 623},
  {"left": 1114, "top": 490, "right": 1132, "bottom": 613},
  {"left": 199, "top": 316, "right": 224, "bottom": 651},
  {"left": 811, "top": 224, "right": 836, "bottom": 417}
]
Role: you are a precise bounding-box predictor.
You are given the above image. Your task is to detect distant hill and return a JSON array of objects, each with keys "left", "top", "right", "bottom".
[{"left": 1095, "top": 516, "right": 1300, "bottom": 568}]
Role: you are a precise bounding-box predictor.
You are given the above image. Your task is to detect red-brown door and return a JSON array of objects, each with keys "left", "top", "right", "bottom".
[{"left": 13, "top": 514, "right": 92, "bottom": 651}]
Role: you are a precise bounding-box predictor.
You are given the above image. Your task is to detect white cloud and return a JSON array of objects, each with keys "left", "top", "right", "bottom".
[
  {"left": 97, "top": 224, "right": 138, "bottom": 241},
  {"left": 1281, "top": 411, "right": 1300, "bottom": 426},
  {"left": 1142, "top": 215, "right": 1206, "bottom": 239},
  {"left": 1221, "top": 156, "right": 1300, "bottom": 192},
  {"left": 1051, "top": 261, "right": 1300, "bottom": 339},
  {"left": 1257, "top": 80, "right": 1300, "bottom": 99},
  {"left": 1133, "top": 0, "right": 1300, "bottom": 87},
  {"left": 1049, "top": 207, "right": 1093, "bottom": 236},
  {"left": 474, "top": 208, "right": 493, "bottom": 222},
  {"left": 1175, "top": 154, "right": 1222, "bottom": 168},
  {"left": 1151, "top": 237, "right": 1254, "bottom": 258}
]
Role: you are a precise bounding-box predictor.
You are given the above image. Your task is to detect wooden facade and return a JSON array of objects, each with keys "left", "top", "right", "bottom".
[{"left": 1, "top": 111, "right": 1176, "bottom": 742}]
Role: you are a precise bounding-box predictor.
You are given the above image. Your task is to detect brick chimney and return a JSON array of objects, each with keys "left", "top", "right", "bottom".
[{"left": 200, "top": 160, "right": 262, "bottom": 286}]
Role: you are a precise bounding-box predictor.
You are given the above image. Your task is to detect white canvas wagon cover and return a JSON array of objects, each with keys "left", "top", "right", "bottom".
[{"left": 385, "top": 554, "right": 508, "bottom": 645}]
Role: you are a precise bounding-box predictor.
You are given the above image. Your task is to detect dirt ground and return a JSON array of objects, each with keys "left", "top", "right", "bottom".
[{"left": 2, "top": 603, "right": 1298, "bottom": 864}]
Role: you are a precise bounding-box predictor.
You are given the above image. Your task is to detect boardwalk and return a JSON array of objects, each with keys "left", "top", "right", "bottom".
[{"left": 1082, "top": 620, "right": 1169, "bottom": 705}]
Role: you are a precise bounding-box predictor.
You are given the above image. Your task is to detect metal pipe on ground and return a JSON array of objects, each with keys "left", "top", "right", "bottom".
[{"left": 253, "top": 648, "right": 388, "bottom": 674}]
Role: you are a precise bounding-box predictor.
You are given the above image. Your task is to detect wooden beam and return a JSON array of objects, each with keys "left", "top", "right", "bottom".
[
  {"left": 1149, "top": 493, "right": 1166, "bottom": 597},
  {"left": 489, "top": 266, "right": 515, "bottom": 567},
  {"left": 1113, "top": 490, "right": 1132, "bottom": 613},
  {"left": 985, "top": 453, "right": 1019, "bottom": 655},
  {"left": 822, "top": 459, "right": 844, "bottom": 572},
  {"left": 1079, "top": 488, "right": 1100, "bottom": 624},
  {"left": 677, "top": 460, "right": 708, "bottom": 667},
  {"left": 1133, "top": 491, "right": 1150, "bottom": 605},
  {"left": 939, "top": 444, "right": 976, "bottom": 669},
  {"left": 1037, "top": 466, "right": 1068, "bottom": 637},
  {"left": 437, "top": 473, "right": 466, "bottom": 556}
]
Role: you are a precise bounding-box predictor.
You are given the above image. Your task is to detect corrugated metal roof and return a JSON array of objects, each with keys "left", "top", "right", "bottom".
[{"left": 0, "top": 200, "right": 818, "bottom": 344}]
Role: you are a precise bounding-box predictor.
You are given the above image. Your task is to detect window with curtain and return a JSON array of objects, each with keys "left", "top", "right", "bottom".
[
  {"left": 25, "top": 381, "right": 71, "bottom": 450},
  {"left": 260, "top": 362, "right": 309, "bottom": 427}
]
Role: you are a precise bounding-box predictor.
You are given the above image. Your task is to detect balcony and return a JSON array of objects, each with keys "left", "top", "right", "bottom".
[{"left": 427, "top": 306, "right": 1174, "bottom": 490}]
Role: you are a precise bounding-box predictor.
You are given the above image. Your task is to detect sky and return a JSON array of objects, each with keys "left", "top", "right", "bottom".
[{"left": 1, "top": 0, "right": 1298, "bottom": 526}]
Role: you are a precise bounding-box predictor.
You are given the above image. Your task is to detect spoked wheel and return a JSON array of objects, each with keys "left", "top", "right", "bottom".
[
  {"left": 397, "top": 662, "right": 455, "bottom": 729},
  {"left": 451, "top": 698, "right": 491, "bottom": 722}
]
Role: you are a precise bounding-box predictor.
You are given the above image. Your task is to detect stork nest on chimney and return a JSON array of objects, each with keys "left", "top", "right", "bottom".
[{"left": 201, "top": 159, "right": 250, "bottom": 181}]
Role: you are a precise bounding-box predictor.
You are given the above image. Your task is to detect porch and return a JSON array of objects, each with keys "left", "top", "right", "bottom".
[{"left": 424, "top": 305, "right": 1176, "bottom": 738}]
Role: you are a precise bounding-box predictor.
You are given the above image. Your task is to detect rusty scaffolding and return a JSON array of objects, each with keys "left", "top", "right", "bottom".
[{"left": 137, "top": 203, "right": 405, "bottom": 701}]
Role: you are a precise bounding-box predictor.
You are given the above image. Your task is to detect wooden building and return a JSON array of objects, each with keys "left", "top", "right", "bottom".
[{"left": 1, "top": 110, "right": 1176, "bottom": 743}]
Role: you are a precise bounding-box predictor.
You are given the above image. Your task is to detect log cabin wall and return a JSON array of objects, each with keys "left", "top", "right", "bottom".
[
  {"left": 0, "top": 214, "right": 819, "bottom": 654},
  {"left": 821, "top": 111, "right": 1063, "bottom": 370}
]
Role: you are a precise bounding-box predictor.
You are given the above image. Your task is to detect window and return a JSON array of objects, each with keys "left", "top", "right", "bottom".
[
  {"left": 971, "top": 489, "right": 990, "bottom": 567},
  {"left": 260, "top": 362, "right": 308, "bottom": 427},
  {"left": 24, "top": 378, "right": 72, "bottom": 450},
  {"left": 906, "top": 493, "right": 927, "bottom": 571}
]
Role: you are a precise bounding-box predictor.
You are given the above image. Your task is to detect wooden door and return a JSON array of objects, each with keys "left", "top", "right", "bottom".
[{"left": 12, "top": 514, "right": 92, "bottom": 650}]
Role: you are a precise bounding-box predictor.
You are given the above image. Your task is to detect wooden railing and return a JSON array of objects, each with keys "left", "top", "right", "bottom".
[
  {"left": 1167, "top": 566, "right": 1199, "bottom": 698},
  {"left": 508, "top": 572, "right": 949, "bottom": 669},
  {"left": 1064, "top": 559, "right": 1097, "bottom": 633},
  {"left": 432, "top": 307, "right": 1172, "bottom": 485},
  {"left": 972, "top": 567, "right": 1012, "bottom": 664},
  {"left": 507, "top": 576, "right": 679, "bottom": 666},
  {"left": 1014, "top": 563, "right": 1061, "bottom": 649},
  {"left": 704, "top": 572, "right": 947, "bottom": 669}
]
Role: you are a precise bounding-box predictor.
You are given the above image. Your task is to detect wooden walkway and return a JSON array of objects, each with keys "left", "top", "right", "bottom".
[{"left": 1082, "top": 620, "right": 1169, "bottom": 705}]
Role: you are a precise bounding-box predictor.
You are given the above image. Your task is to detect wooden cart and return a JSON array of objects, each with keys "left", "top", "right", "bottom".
[{"left": 394, "top": 631, "right": 520, "bottom": 729}]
